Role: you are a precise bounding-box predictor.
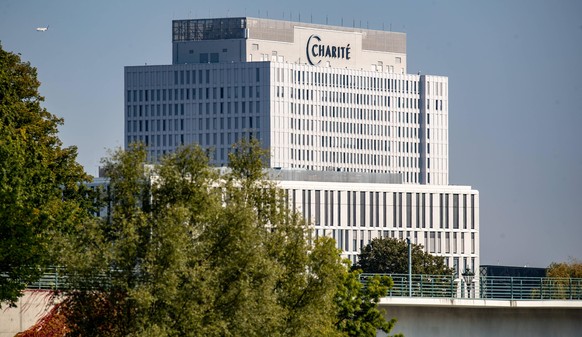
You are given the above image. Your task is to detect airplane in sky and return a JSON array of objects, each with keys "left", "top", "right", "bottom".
[{"left": 36, "top": 26, "right": 49, "bottom": 32}]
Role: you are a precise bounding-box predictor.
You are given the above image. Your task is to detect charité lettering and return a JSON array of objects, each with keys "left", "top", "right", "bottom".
[{"left": 306, "top": 34, "right": 351, "bottom": 66}]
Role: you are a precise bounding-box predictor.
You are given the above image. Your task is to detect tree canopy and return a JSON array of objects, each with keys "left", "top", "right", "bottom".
[
  {"left": 335, "top": 270, "right": 401, "bottom": 337},
  {"left": 354, "top": 237, "right": 452, "bottom": 275},
  {"left": 0, "top": 43, "right": 90, "bottom": 307},
  {"left": 58, "top": 141, "right": 400, "bottom": 337},
  {"left": 0, "top": 43, "right": 401, "bottom": 334},
  {"left": 547, "top": 258, "right": 582, "bottom": 278}
]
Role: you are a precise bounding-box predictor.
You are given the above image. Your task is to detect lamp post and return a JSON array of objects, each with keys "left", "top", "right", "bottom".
[
  {"left": 406, "top": 238, "right": 411, "bottom": 297},
  {"left": 462, "top": 268, "right": 475, "bottom": 298}
]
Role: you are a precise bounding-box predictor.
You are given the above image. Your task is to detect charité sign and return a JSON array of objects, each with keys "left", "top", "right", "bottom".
[{"left": 306, "top": 34, "right": 351, "bottom": 66}]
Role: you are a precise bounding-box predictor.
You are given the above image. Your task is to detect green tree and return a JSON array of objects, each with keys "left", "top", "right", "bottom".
[
  {"left": 59, "top": 141, "right": 353, "bottom": 336},
  {"left": 335, "top": 269, "right": 402, "bottom": 337},
  {"left": 0, "top": 43, "right": 90, "bottom": 307},
  {"left": 60, "top": 140, "right": 401, "bottom": 336},
  {"left": 355, "top": 237, "right": 452, "bottom": 275}
]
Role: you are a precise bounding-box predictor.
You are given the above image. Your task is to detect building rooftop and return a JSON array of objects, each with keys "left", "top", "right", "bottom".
[{"left": 172, "top": 17, "right": 406, "bottom": 54}]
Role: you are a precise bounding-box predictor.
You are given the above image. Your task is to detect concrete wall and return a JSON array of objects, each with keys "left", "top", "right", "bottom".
[
  {"left": 4, "top": 291, "right": 581, "bottom": 337},
  {"left": 0, "top": 290, "right": 55, "bottom": 337},
  {"left": 380, "top": 299, "right": 582, "bottom": 337}
]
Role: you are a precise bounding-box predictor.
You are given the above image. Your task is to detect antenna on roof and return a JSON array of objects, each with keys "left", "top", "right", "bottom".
[
  {"left": 299, "top": 12, "right": 301, "bottom": 22},
  {"left": 310, "top": 14, "right": 312, "bottom": 23},
  {"left": 266, "top": 10, "right": 268, "bottom": 18},
  {"left": 341, "top": 18, "right": 344, "bottom": 26},
  {"left": 326, "top": 15, "right": 328, "bottom": 25},
  {"left": 367, "top": 21, "right": 369, "bottom": 29},
  {"left": 353, "top": 19, "right": 355, "bottom": 28}
]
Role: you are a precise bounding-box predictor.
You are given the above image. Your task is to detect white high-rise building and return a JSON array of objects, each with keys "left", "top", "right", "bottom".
[{"left": 124, "top": 17, "right": 478, "bottom": 271}]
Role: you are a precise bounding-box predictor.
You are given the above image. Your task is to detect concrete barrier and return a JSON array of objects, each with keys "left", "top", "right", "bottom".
[
  {"left": 0, "top": 291, "right": 55, "bottom": 337},
  {"left": 379, "top": 297, "right": 582, "bottom": 337}
]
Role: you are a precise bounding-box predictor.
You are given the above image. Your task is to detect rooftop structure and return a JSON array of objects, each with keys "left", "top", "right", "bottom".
[{"left": 172, "top": 17, "right": 407, "bottom": 72}]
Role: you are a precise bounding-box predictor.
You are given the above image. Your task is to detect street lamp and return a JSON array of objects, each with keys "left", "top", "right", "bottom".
[{"left": 462, "top": 268, "right": 475, "bottom": 298}]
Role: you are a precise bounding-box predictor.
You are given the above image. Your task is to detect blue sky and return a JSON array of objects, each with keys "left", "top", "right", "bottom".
[{"left": 1, "top": 0, "right": 581, "bottom": 267}]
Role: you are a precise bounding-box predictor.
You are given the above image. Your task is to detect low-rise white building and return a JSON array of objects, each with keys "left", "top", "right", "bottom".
[{"left": 271, "top": 170, "right": 478, "bottom": 270}]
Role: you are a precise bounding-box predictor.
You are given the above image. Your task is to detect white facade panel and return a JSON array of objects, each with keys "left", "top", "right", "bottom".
[
  {"left": 126, "top": 62, "right": 449, "bottom": 185},
  {"left": 274, "top": 178, "right": 479, "bottom": 272}
]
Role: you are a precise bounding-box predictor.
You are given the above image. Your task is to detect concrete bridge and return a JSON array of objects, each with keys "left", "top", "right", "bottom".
[
  {"left": 379, "top": 297, "right": 582, "bottom": 337},
  {"left": 3, "top": 291, "right": 581, "bottom": 337},
  {"left": 2, "top": 273, "right": 582, "bottom": 336}
]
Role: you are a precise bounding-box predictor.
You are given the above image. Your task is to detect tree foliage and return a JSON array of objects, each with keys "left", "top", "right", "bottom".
[
  {"left": 335, "top": 270, "right": 402, "bottom": 337},
  {"left": 0, "top": 43, "right": 90, "bottom": 307},
  {"left": 355, "top": 237, "right": 452, "bottom": 275},
  {"left": 58, "top": 140, "right": 398, "bottom": 336},
  {"left": 547, "top": 258, "right": 582, "bottom": 278}
]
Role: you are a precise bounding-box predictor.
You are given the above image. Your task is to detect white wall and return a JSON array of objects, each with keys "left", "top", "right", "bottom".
[
  {"left": 0, "top": 291, "right": 56, "bottom": 337},
  {"left": 380, "top": 300, "right": 582, "bottom": 337}
]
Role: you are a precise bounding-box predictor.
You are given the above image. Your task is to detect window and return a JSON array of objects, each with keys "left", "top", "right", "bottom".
[
  {"left": 471, "top": 195, "right": 475, "bottom": 229},
  {"left": 406, "top": 193, "right": 412, "bottom": 228},
  {"left": 453, "top": 194, "right": 459, "bottom": 229}
]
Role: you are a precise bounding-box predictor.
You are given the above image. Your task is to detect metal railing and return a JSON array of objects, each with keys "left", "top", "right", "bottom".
[
  {"left": 480, "top": 276, "right": 582, "bottom": 300},
  {"left": 21, "top": 270, "right": 582, "bottom": 300},
  {"left": 25, "top": 267, "right": 111, "bottom": 291},
  {"left": 359, "top": 273, "right": 582, "bottom": 300},
  {"left": 25, "top": 267, "right": 66, "bottom": 290}
]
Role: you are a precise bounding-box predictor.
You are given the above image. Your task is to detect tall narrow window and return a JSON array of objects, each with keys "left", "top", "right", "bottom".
[
  {"left": 453, "top": 194, "right": 459, "bottom": 229},
  {"left": 360, "top": 192, "right": 366, "bottom": 227},
  {"left": 406, "top": 193, "right": 412, "bottom": 228},
  {"left": 471, "top": 195, "right": 475, "bottom": 229}
]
